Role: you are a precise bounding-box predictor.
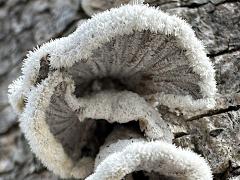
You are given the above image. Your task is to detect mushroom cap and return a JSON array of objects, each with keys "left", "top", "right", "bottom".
[
  {"left": 9, "top": 4, "right": 216, "bottom": 114},
  {"left": 86, "top": 140, "right": 213, "bottom": 180}
]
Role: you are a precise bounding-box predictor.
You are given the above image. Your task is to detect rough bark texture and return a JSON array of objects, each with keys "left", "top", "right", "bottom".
[{"left": 0, "top": 0, "right": 239, "bottom": 179}]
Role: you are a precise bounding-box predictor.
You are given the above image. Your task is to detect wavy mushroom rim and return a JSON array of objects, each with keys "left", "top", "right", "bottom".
[
  {"left": 86, "top": 140, "right": 213, "bottom": 180},
  {"left": 19, "top": 71, "right": 90, "bottom": 178},
  {"left": 9, "top": 4, "right": 216, "bottom": 114},
  {"left": 8, "top": 76, "right": 25, "bottom": 113},
  {"left": 19, "top": 71, "right": 173, "bottom": 178}
]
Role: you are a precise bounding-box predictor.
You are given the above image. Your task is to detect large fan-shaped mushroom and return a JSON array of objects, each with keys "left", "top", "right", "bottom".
[
  {"left": 9, "top": 4, "right": 216, "bottom": 114},
  {"left": 8, "top": 2, "right": 216, "bottom": 179},
  {"left": 86, "top": 127, "right": 213, "bottom": 180}
]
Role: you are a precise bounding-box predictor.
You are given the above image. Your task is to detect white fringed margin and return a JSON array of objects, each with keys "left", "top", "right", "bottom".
[
  {"left": 8, "top": 38, "right": 62, "bottom": 113},
  {"left": 86, "top": 140, "right": 213, "bottom": 180},
  {"left": 8, "top": 76, "right": 25, "bottom": 114},
  {"left": 19, "top": 71, "right": 94, "bottom": 178},
  {"left": 9, "top": 4, "right": 216, "bottom": 114}
]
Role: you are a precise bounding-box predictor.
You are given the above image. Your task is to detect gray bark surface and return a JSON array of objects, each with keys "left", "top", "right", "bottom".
[{"left": 0, "top": 0, "right": 239, "bottom": 179}]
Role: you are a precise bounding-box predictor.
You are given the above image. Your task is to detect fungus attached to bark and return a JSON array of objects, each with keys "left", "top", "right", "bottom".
[
  {"left": 86, "top": 128, "right": 213, "bottom": 180},
  {"left": 8, "top": 2, "right": 216, "bottom": 179}
]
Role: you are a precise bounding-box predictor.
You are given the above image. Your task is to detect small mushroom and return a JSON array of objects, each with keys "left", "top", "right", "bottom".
[
  {"left": 86, "top": 127, "right": 213, "bottom": 180},
  {"left": 8, "top": 2, "right": 216, "bottom": 179}
]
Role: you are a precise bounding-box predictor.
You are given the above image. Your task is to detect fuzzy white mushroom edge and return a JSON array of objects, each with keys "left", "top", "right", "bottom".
[{"left": 9, "top": 3, "right": 217, "bottom": 115}]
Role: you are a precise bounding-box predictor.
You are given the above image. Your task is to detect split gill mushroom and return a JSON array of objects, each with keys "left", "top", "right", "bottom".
[
  {"left": 8, "top": 1, "right": 216, "bottom": 179},
  {"left": 86, "top": 127, "right": 213, "bottom": 180}
]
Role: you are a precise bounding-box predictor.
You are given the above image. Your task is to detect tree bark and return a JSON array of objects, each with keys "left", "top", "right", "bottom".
[{"left": 0, "top": 0, "right": 239, "bottom": 179}]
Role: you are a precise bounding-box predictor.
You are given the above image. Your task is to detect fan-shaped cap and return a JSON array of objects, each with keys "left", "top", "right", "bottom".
[
  {"left": 87, "top": 139, "right": 213, "bottom": 180},
  {"left": 9, "top": 4, "right": 216, "bottom": 115},
  {"left": 9, "top": 3, "right": 216, "bottom": 179}
]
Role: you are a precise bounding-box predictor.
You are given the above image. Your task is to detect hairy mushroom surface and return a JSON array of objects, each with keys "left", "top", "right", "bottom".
[
  {"left": 8, "top": 2, "right": 216, "bottom": 179},
  {"left": 86, "top": 128, "right": 213, "bottom": 180}
]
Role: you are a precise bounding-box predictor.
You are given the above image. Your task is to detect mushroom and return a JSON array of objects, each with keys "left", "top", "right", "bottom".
[
  {"left": 86, "top": 127, "right": 213, "bottom": 180},
  {"left": 8, "top": 2, "right": 216, "bottom": 179}
]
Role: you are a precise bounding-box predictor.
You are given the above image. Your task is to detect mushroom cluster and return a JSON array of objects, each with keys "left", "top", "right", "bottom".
[{"left": 9, "top": 1, "right": 216, "bottom": 179}]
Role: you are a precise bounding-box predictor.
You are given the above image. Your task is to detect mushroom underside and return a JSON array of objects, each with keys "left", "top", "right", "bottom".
[
  {"left": 42, "top": 30, "right": 204, "bottom": 172},
  {"left": 67, "top": 30, "right": 202, "bottom": 100},
  {"left": 46, "top": 97, "right": 143, "bottom": 163},
  {"left": 36, "top": 30, "right": 202, "bottom": 100},
  {"left": 45, "top": 78, "right": 172, "bottom": 165}
]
